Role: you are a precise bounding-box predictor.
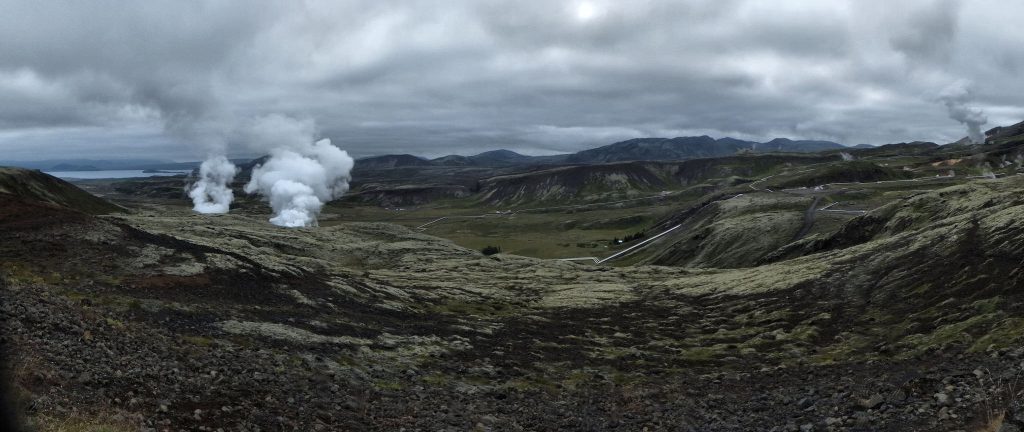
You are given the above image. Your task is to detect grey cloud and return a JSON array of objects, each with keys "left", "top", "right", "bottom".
[
  {"left": 888, "top": 0, "right": 960, "bottom": 64},
  {"left": 0, "top": 0, "right": 1020, "bottom": 161}
]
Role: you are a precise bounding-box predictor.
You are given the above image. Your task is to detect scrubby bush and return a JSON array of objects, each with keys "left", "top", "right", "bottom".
[
  {"left": 481, "top": 245, "right": 502, "bottom": 255},
  {"left": 610, "top": 231, "right": 646, "bottom": 245},
  {"left": 623, "top": 231, "right": 646, "bottom": 242}
]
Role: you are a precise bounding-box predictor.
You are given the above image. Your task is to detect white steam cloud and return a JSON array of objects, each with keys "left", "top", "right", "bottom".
[
  {"left": 839, "top": 152, "right": 855, "bottom": 161},
  {"left": 244, "top": 137, "right": 355, "bottom": 228},
  {"left": 238, "top": 115, "right": 355, "bottom": 227},
  {"left": 979, "top": 162, "right": 997, "bottom": 179},
  {"left": 188, "top": 155, "right": 239, "bottom": 214},
  {"left": 182, "top": 114, "right": 354, "bottom": 226},
  {"left": 239, "top": 115, "right": 356, "bottom": 229},
  {"left": 939, "top": 81, "right": 987, "bottom": 144}
]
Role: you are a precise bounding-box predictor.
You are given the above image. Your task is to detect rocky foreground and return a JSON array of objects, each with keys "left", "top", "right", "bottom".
[
  {"left": 4, "top": 282, "right": 1024, "bottom": 431},
  {"left": 3, "top": 175, "right": 1024, "bottom": 430}
]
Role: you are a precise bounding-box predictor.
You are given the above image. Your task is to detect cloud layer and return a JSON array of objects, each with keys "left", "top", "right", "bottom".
[{"left": 1, "top": 0, "right": 1023, "bottom": 160}]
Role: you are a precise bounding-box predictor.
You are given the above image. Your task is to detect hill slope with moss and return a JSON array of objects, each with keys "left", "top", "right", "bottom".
[
  {"left": 475, "top": 154, "right": 837, "bottom": 206},
  {"left": 4, "top": 168, "right": 1024, "bottom": 430},
  {"left": 0, "top": 167, "right": 123, "bottom": 214}
]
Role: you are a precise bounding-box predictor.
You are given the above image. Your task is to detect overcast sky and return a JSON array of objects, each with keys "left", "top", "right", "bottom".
[{"left": 1, "top": 0, "right": 1022, "bottom": 161}]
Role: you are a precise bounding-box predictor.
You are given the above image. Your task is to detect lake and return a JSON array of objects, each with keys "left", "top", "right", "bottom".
[{"left": 44, "top": 170, "right": 192, "bottom": 180}]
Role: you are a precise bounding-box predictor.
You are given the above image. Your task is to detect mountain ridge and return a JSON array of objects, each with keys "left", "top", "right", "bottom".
[{"left": 386, "top": 135, "right": 848, "bottom": 167}]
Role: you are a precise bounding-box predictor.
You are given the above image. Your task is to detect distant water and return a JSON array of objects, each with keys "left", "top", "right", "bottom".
[{"left": 44, "top": 170, "right": 191, "bottom": 180}]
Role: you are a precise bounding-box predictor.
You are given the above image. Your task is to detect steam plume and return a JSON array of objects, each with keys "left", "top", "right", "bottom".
[
  {"left": 939, "top": 81, "right": 987, "bottom": 144},
  {"left": 173, "top": 111, "right": 354, "bottom": 226},
  {"left": 244, "top": 138, "right": 354, "bottom": 227},
  {"left": 839, "top": 152, "right": 855, "bottom": 161},
  {"left": 188, "top": 156, "right": 239, "bottom": 214},
  {"left": 979, "top": 163, "right": 996, "bottom": 179}
]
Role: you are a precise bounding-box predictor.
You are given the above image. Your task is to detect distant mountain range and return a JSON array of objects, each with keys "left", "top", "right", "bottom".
[
  {"left": 14, "top": 124, "right": 1024, "bottom": 174},
  {"left": 563, "top": 136, "right": 846, "bottom": 164},
  {"left": 357, "top": 136, "right": 853, "bottom": 169},
  {"left": 4, "top": 135, "right": 857, "bottom": 173}
]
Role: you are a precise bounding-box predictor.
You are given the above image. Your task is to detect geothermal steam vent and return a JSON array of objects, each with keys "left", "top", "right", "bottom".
[
  {"left": 189, "top": 138, "right": 354, "bottom": 228},
  {"left": 244, "top": 138, "right": 354, "bottom": 227},
  {"left": 189, "top": 156, "right": 240, "bottom": 214},
  {"left": 939, "top": 81, "right": 988, "bottom": 144}
]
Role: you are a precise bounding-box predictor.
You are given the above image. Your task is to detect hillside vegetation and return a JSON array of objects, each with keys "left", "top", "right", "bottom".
[
  {"left": 8, "top": 122, "right": 1024, "bottom": 430},
  {"left": 4, "top": 166, "right": 1024, "bottom": 430},
  {"left": 772, "top": 161, "right": 916, "bottom": 188},
  {"left": 475, "top": 154, "right": 836, "bottom": 205},
  {"left": 0, "top": 167, "right": 123, "bottom": 214}
]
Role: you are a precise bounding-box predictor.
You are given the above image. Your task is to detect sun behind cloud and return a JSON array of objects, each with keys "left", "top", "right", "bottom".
[{"left": 573, "top": 1, "right": 599, "bottom": 22}]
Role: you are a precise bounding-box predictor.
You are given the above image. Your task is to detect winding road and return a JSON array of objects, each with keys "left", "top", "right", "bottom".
[
  {"left": 558, "top": 193, "right": 745, "bottom": 264},
  {"left": 557, "top": 171, "right": 966, "bottom": 265},
  {"left": 414, "top": 166, "right": 974, "bottom": 265}
]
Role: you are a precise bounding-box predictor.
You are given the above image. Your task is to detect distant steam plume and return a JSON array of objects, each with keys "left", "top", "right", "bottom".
[
  {"left": 177, "top": 113, "right": 354, "bottom": 226},
  {"left": 244, "top": 139, "right": 354, "bottom": 227},
  {"left": 839, "top": 152, "right": 855, "bottom": 161},
  {"left": 188, "top": 155, "right": 238, "bottom": 214},
  {"left": 141, "top": 84, "right": 243, "bottom": 215},
  {"left": 939, "top": 81, "right": 987, "bottom": 144},
  {"left": 979, "top": 162, "right": 997, "bottom": 179},
  {"left": 141, "top": 84, "right": 355, "bottom": 224}
]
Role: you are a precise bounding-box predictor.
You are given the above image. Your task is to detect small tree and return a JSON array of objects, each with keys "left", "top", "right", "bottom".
[
  {"left": 481, "top": 245, "right": 502, "bottom": 256},
  {"left": 623, "top": 230, "right": 646, "bottom": 242}
]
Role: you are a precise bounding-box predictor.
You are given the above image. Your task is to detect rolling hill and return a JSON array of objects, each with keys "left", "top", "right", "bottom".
[
  {"left": 355, "top": 154, "right": 432, "bottom": 169},
  {"left": 562, "top": 135, "right": 844, "bottom": 164},
  {"left": 985, "top": 119, "right": 1024, "bottom": 143},
  {"left": 5, "top": 162, "right": 1024, "bottom": 430},
  {"left": 476, "top": 162, "right": 670, "bottom": 205},
  {"left": 754, "top": 137, "right": 846, "bottom": 153},
  {"left": 474, "top": 153, "right": 838, "bottom": 205},
  {"left": 0, "top": 167, "right": 123, "bottom": 215}
]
